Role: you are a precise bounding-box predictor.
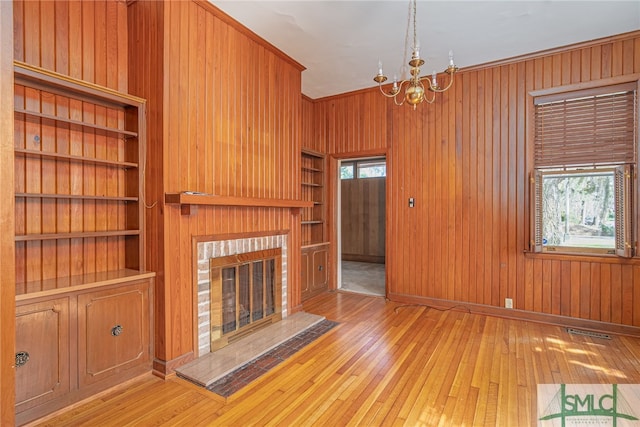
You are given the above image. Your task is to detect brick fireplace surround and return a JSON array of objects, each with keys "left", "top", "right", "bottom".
[{"left": 195, "top": 234, "right": 288, "bottom": 357}]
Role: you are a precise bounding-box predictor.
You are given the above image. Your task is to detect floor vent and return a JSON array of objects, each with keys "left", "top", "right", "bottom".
[{"left": 566, "top": 328, "right": 611, "bottom": 340}]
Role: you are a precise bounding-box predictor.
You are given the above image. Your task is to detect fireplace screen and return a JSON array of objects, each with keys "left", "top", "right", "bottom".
[{"left": 210, "top": 248, "right": 282, "bottom": 350}]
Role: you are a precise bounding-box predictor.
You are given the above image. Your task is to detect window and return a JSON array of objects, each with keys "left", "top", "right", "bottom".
[
  {"left": 340, "top": 163, "right": 354, "bottom": 179},
  {"left": 341, "top": 159, "right": 386, "bottom": 180},
  {"left": 530, "top": 82, "right": 637, "bottom": 257},
  {"left": 357, "top": 160, "right": 386, "bottom": 178}
]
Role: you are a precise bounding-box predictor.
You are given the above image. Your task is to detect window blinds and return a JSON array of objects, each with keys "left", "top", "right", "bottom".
[{"left": 534, "top": 82, "right": 637, "bottom": 169}]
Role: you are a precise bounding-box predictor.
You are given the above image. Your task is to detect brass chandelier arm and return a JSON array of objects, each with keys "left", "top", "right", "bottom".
[
  {"left": 419, "top": 70, "right": 456, "bottom": 94},
  {"left": 377, "top": 79, "right": 408, "bottom": 105}
]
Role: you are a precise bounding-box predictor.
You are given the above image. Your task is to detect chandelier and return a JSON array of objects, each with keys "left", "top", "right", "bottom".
[{"left": 373, "top": 0, "right": 458, "bottom": 109}]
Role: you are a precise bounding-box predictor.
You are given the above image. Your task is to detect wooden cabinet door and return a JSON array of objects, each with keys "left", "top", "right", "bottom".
[
  {"left": 77, "top": 282, "right": 150, "bottom": 387},
  {"left": 311, "top": 247, "right": 328, "bottom": 292},
  {"left": 301, "top": 248, "right": 310, "bottom": 300},
  {"left": 15, "top": 298, "right": 70, "bottom": 412},
  {"left": 302, "top": 245, "right": 329, "bottom": 301}
]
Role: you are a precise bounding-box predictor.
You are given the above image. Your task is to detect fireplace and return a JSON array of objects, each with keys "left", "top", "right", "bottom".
[
  {"left": 196, "top": 234, "right": 288, "bottom": 356},
  {"left": 210, "top": 248, "right": 282, "bottom": 351}
]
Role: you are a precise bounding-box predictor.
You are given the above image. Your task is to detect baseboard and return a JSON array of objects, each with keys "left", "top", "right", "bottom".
[
  {"left": 152, "top": 352, "right": 195, "bottom": 378},
  {"left": 387, "top": 292, "right": 640, "bottom": 338},
  {"left": 342, "top": 254, "right": 385, "bottom": 264}
]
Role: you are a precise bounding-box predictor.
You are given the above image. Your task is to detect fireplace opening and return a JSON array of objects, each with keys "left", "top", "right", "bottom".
[{"left": 210, "top": 248, "right": 282, "bottom": 351}]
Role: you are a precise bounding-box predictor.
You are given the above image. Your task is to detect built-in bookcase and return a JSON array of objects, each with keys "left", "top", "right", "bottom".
[
  {"left": 13, "top": 61, "right": 148, "bottom": 294},
  {"left": 301, "top": 148, "right": 326, "bottom": 246},
  {"left": 12, "top": 61, "right": 154, "bottom": 425},
  {"left": 301, "top": 148, "right": 329, "bottom": 301}
]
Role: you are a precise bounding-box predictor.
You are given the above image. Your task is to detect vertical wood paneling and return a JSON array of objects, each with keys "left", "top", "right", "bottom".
[
  {"left": 14, "top": 0, "right": 127, "bottom": 92},
  {"left": 1, "top": 0, "right": 15, "bottom": 422},
  {"left": 128, "top": 0, "right": 304, "bottom": 364},
  {"left": 314, "top": 31, "right": 640, "bottom": 328},
  {"left": 340, "top": 177, "right": 385, "bottom": 262}
]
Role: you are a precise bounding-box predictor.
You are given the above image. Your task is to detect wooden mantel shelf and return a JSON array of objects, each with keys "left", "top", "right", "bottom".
[{"left": 165, "top": 192, "right": 313, "bottom": 215}]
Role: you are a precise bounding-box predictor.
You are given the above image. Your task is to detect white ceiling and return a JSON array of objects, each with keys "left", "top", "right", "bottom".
[{"left": 210, "top": 1, "right": 640, "bottom": 100}]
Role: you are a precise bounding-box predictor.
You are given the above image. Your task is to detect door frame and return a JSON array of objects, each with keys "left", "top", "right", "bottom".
[{"left": 330, "top": 150, "right": 388, "bottom": 294}]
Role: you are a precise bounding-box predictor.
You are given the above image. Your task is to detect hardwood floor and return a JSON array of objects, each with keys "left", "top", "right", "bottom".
[{"left": 31, "top": 291, "right": 640, "bottom": 426}]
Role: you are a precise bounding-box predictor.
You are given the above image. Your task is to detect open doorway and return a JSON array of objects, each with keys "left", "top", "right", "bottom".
[{"left": 338, "top": 157, "right": 386, "bottom": 296}]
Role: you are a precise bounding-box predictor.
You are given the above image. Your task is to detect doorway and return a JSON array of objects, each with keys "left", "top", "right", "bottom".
[{"left": 338, "top": 157, "right": 386, "bottom": 296}]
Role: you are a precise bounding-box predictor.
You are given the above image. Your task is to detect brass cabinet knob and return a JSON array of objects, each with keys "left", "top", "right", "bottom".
[
  {"left": 15, "top": 351, "right": 30, "bottom": 368},
  {"left": 111, "top": 325, "right": 123, "bottom": 336}
]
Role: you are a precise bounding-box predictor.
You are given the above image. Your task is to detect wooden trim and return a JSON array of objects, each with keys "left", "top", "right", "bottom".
[
  {"left": 301, "top": 147, "right": 324, "bottom": 158},
  {"left": 301, "top": 241, "right": 330, "bottom": 250},
  {"left": 330, "top": 149, "right": 389, "bottom": 161},
  {"left": 0, "top": 0, "right": 14, "bottom": 423},
  {"left": 461, "top": 30, "right": 640, "bottom": 74},
  {"left": 191, "top": 0, "right": 305, "bottom": 72},
  {"left": 14, "top": 61, "right": 145, "bottom": 106},
  {"left": 523, "top": 249, "right": 640, "bottom": 264},
  {"left": 152, "top": 352, "right": 195, "bottom": 378},
  {"left": 15, "top": 270, "right": 156, "bottom": 301},
  {"left": 165, "top": 192, "right": 312, "bottom": 209},
  {"left": 530, "top": 74, "right": 640, "bottom": 99},
  {"left": 14, "top": 148, "right": 138, "bottom": 168},
  {"left": 342, "top": 254, "right": 385, "bottom": 264},
  {"left": 192, "top": 230, "right": 291, "bottom": 245},
  {"left": 388, "top": 292, "right": 640, "bottom": 338}
]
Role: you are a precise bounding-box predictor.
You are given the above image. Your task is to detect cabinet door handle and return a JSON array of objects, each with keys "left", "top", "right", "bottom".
[
  {"left": 111, "top": 324, "right": 124, "bottom": 336},
  {"left": 15, "top": 351, "right": 30, "bottom": 368},
  {"left": 318, "top": 265, "right": 323, "bottom": 271}
]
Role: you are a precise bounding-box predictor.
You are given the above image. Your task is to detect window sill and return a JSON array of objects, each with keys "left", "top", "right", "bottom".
[{"left": 523, "top": 249, "right": 640, "bottom": 264}]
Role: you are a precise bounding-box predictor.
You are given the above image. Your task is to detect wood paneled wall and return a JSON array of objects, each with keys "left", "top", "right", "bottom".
[
  {"left": 313, "top": 90, "right": 388, "bottom": 155},
  {"left": 1, "top": 1, "right": 15, "bottom": 423},
  {"left": 341, "top": 177, "right": 385, "bottom": 263},
  {"left": 128, "top": 0, "right": 304, "bottom": 365},
  {"left": 314, "top": 32, "right": 640, "bottom": 329},
  {"left": 13, "top": 0, "right": 128, "bottom": 92},
  {"left": 302, "top": 95, "right": 324, "bottom": 153}
]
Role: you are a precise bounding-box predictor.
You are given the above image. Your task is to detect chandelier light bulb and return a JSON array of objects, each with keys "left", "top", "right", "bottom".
[
  {"left": 449, "top": 50, "right": 455, "bottom": 67},
  {"left": 432, "top": 70, "right": 437, "bottom": 87}
]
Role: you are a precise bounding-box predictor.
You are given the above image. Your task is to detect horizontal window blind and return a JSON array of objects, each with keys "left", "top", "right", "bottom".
[{"left": 534, "top": 82, "right": 637, "bottom": 168}]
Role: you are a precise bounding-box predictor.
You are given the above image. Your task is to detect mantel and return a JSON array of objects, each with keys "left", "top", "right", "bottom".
[{"left": 165, "top": 192, "right": 313, "bottom": 215}]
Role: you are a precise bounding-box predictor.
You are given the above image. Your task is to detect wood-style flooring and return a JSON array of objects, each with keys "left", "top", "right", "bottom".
[{"left": 31, "top": 291, "right": 640, "bottom": 426}]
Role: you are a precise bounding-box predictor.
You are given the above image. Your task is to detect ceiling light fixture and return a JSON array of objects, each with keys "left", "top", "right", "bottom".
[{"left": 373, "top": 0, "right": 458, "bottom": 109}]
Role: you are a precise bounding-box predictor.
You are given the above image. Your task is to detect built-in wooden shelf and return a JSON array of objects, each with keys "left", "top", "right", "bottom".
[
  {"left": 301, "top": 241, "right": 330, "bottom": 250},
  {"left": 302, "top": 166, "right": 322, "bottom": 173},
  {"left": 302, "top": 182, "right": 322, "bottom": 187},
  {"left": 15, "top": 269, "right": 155, "bottom": 301},
  {"left": 14, "top": 108, "right": 138, "bottom": 138},
  {"left": 14, "top": 148, "right": 138, "bottom": 168},
  {"left": 165, "top": 192, "right": 313, "bottom": 215},
  {"left": 15, "top": 230, "right": 140, "bottom": 241},
  {"left": 15, "top": 193, "right": 138, "bottom": 201},
  {"left": 302, "top": 220, "right": 323, "bottom": 225}
]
